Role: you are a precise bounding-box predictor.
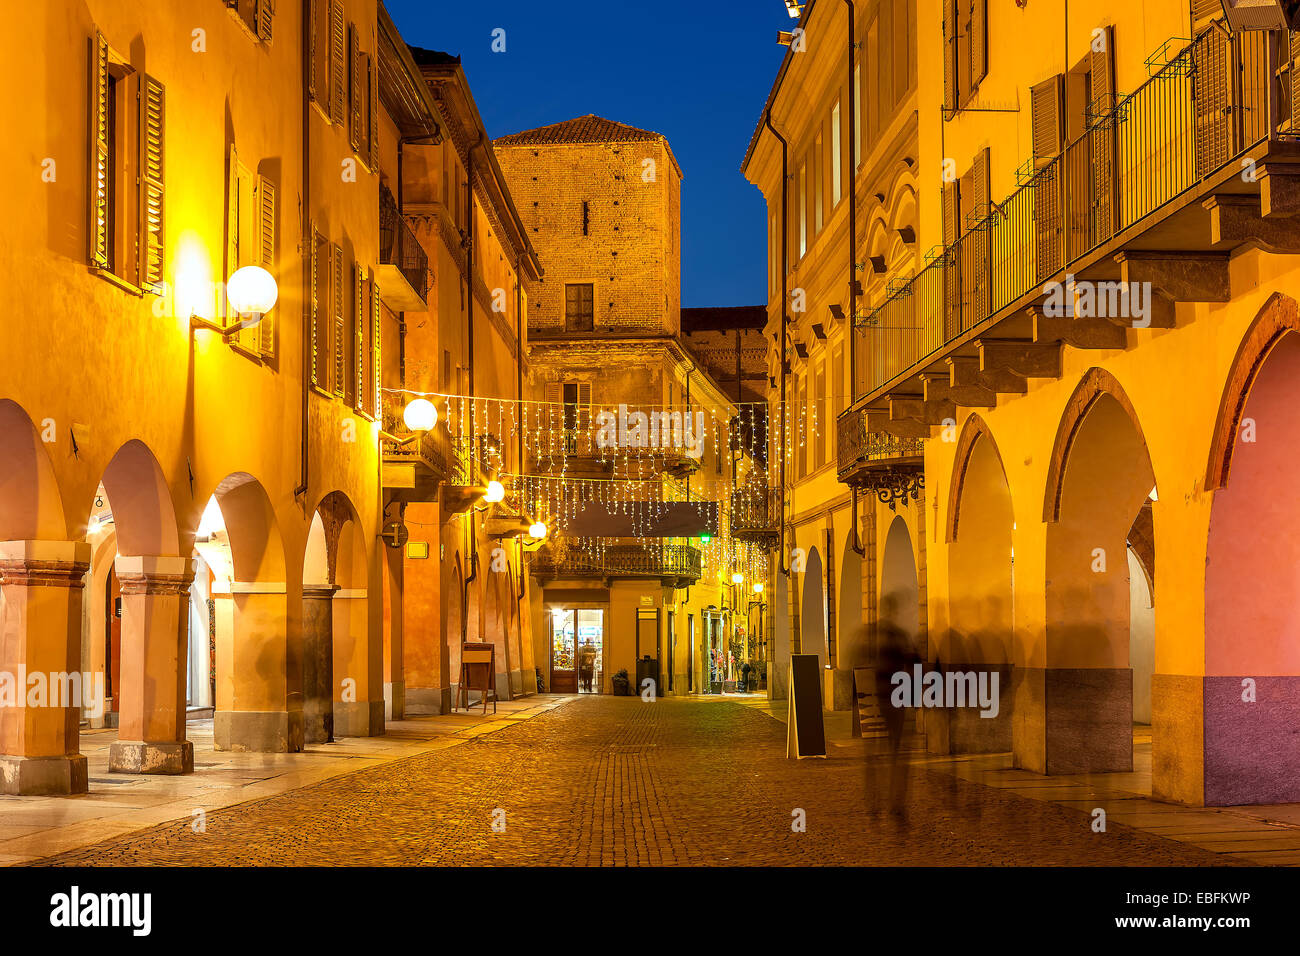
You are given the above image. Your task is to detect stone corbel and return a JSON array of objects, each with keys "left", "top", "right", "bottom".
[
  {"left": 974, "top": 339, "right": 1062, "bottom": 394},
  {"left": 1115, "top": 250, "right": 1230, "bottom": 304},
  {"left": 942, "top": 356, "right": 999, "bottom": 407},
  {"left": 1205, "top": 193, "right": 1300, "bottom": 255}
]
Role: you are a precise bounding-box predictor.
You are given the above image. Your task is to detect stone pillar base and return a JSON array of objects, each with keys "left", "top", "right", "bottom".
[
  {"left": 0, "top": 754, "right": 88, "bottom": 795},
  {"left": 1012, "top": 666, "right": 1132, "bottom": 774},
  {"left": 385, "top": 680, "right": 405, "bottom": 720},
  {"left": 1205, "top": 675, "right": 1300, "bottom": 805},
  {"left": 302, "top": 700, "right": 333, "bottom": 745},
  {"left": 334, "top": 700, "right": 385, "bottom": 737},
  {"left": 403, "top": 686, "right": 450, "bottom": 715},
  {"left": 109, "top": 740, "right": 194, "bottom": 775},
  {"left": 923, "top": 663, "right": 1014, "bottom": 755},
  {"left": 214, "top": 710, "right": 304, "bottom": 753}
]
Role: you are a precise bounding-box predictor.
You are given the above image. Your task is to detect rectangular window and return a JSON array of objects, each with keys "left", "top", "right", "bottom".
[
  {"left": 89, "top": 30, "right": 166, "bottom": 292},
  {"left": 831, "top": 345, "right": 844, "bottom": 458},
  {"left": 831, "top": 100, "right": 842, "bottom": 205},
  {"left": 798, "top": 161, "right": 807, "bottom": 257},
  {"left": 814, "top": 132, "right": 824, "bottom": 234},
  {"left": 815, "top": 362, "right": 827, "bottom": 469},
  {"left": 853, "top": 63, "right": 862, "bottom": 171},
  {"left": 226, "top": 0, "right": 274, "bottom": 41},
  {"left": 565, "top": 283, "right": 594, "bottom": 332}
]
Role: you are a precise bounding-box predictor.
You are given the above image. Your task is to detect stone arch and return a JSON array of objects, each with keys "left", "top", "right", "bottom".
[
  {"left": 483, "top": 550, "right": 512, "bottom": 700},
  {"left": 0, "top": 398, "right": 67, "bottom": 540},
  {"left": 96, "top": 441, "right": 189, "bottom": 775},
  {"left": 1042, "top": 367, "right": 1151, "bottom": 523},
  {"left": 837, "top": 526, "right": 865, "bottom": 670},
  {"left": 203, "top": 473, "right": 297, "bottom": 753},
  {"left": 1041, "top": 370, "right": 1155, "bottom": 774},
  {"left": 99, "top": 440, "right": 180, "bottom": 558},
  {"left": 880, "top": 515, "right": 921, "bottom": 653},
  {"left": 1205, "top": 290, "right": 1300, "bottom": 491},
  {"left": 447, "top": 551, "right": 464, "bottom": 698},
  {"left": 1202, "top": 301, "right": 1300, "bottom": 804},
  {"left": 946, "top": 413, "right": 1007, "bottom": 543},
  {"left": 799, "top": 546, "right": 826, "bottom": 672}
]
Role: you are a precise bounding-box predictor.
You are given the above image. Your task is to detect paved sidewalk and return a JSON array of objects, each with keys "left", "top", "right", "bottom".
[
  {"left": 0, "top": 695, "right": 571, "bottom": 866},
  {"left": 737, "top": 695, "right": 1300, "bottom": 865}
]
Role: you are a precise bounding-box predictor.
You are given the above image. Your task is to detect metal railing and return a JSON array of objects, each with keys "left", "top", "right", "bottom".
[
  {"left": 381, "top": 407, "right": 451, "bottom": 479},
  {"left": 380, "top": 191, "right": 430, "bottom": 304},
  {"left": 730, "top": 488, "right": 780, "bottom": 535},
  {"left": 852, "top": 26, "right": 1275, "bottom": 403},
  {"left": 532, "top": 544, "right": 703, "bottom": 579},
  {"left": 836, "top": 408, "right": 924, "bottom": 477}
]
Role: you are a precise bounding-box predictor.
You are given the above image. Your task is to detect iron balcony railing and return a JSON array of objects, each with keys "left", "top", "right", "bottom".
[
  {"left": 837, "top": 408, "right": 924, "bottom": 479},
  {"left": 852, "top": 25, "right": 1275, "bottom": 403},
  {"left": 730, "top": 488, "right": 780, "bottom": 536},
  {"left": 532, "top": 544, "right": 703, "bottom": 580},
  {"left": 381, "top": 406, "right": 451, "bottom": 479},
  {"left": 380, "top": 199, "right": 430, "bottom": 304},
  {"left": 448, "top": 432, "right": 502, "bottom": 486}
]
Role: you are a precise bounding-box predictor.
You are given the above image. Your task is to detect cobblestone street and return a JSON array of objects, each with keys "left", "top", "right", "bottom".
[{"left": 33, "top": 697, "right": 1232, "bottom": 866}]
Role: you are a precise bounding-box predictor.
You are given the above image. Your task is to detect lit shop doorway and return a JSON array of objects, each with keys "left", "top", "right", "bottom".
[{"left": 551, "top": 608, "right": 605, "bottom": 694}]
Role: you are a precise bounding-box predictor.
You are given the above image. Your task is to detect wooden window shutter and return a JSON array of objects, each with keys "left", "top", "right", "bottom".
[
  {"left": 1291, "top": 33, "right": 1300, "bottom": 131},
  {"left": 968, "top": 148, "right": 991, "bottom": 323},
  {"left": 1031, "top": 74, "right": 1064, "bottom": 165},
  {"left": 372, "top": 277, "right": 382, "bottom": 418},
  {"left": 256, "top": 0, "right": 274, "bottom": 43},
  {"left": 329, "top": 0, "right": 346, "bottom": 125},
  {"left": 349, "top": 24, "right": 363, "bottom": 152},
  {"left": 89, "top": 30, "right": 110, "bottom": 269},
  {"left": 942, "top": 0, "right": 957, "bottom": 115},
  {"left": 307, "top": 0, "right": 318, "bottom": 101},
  {"left": 257, "top": 175, "right": 276, "bottom": 356},
  {"left": 332, "top": 243, "right": 345, "bottom": 397},
  {"left": 972, "top": 147, "right": 990, "bottom": 222},
  {"left": 367, "top": 53, "right": 379, "bottom": 170},
  {"left": 310, "top": 229, "right": 323, "bottom": 388},
  {"left": 227, "top": 144, "right": 241, "bottom": 301},
  {"left": 1194, "top": 27, "right": 1231, "bottom": 178},
  {"left": 139, "top": 75, "right": 165, "bottom": 291},
  {"left": 942, "top": 180, "right": 961, "bottom": 340},
  {"left": 971, "top": 0, "right": 987, "bottom": 87},
  {"left": 1192, "top": 0, "right": 1223, "bottom": 28},
  {"left": 354, "top": 262, "right": 365, "bottom": 411},
  {"left": 1090, "top": 26, "right": 1118, "bottom": 245},
  {"left": 1089, "top": 25, "right": 1116, "bottom": 121},
  {"left": 942, "top": 180, "right": 959, "bottom": 246}
]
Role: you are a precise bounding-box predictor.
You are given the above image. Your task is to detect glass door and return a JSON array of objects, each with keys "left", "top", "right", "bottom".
[
  {"left": 550, "top": 610, "right": 577, "bottom": 692},
  {"left": 575, "top": 609, "right": 603, "bottom": 693}
]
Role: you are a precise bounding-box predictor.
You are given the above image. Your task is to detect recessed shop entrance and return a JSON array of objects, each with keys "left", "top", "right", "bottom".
[{"left": 550, "top": 607, "right": 605, "bottom": 694}]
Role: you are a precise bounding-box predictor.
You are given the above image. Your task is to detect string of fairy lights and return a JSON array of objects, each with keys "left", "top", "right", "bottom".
[{"left": 382, "top": 386, "right": 820, "bottom": 594}]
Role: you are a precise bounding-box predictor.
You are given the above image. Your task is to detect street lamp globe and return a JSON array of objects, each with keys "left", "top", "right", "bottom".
[
  {"left": 402, "top": 398, "right": 438, "bottom": 432},
  {"left": 484, "top": 480, "right": 505, "bottom": 503},
  {"left": 226, "top": 265, "right": 278, "bottom": 318},
  {"left": 529, "top": 521, "right": 547, "bottom": 539},
  {"left": 753, "top": 582, "right": 764, "bottom": 594},
  {"left": 731, "top": 572, "right": 744, "bottom": 585}
]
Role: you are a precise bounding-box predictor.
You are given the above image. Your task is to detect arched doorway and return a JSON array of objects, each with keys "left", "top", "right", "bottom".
[
  {"left": 945, "top": 418, "right": 1015, "bottom": 753},
  {"left": 838, "top": 526, "right": 866, "bottom": 702},
  {"left": 0, "top": 400, "right": 83, "bottom": 794},
  {"left": 880, "top": 516, "right": 920, "bottom": 652},
  {"left": 800, "top": 546, "right": 827, "bottom": 684},
  {"left": 771, "top": 570, "right": 791, "bottom": 699},
  {"left": 96, "top": 441, "right": 188, "bottom": 776},
  {"left": 199, "top": 473, "right": 295, "bottom": 753},
  {"left": 1042, "top": 370, "right": 1154, "bottom": 774},
  {"left": 1204, "top": 304, "right": 1300, "bottom": 804}
]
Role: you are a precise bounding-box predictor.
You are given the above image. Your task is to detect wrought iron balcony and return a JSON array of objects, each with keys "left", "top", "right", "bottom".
[
  {"left": 379, "top": 187, "right": 430, "bottom": 311},
  {"left": 381, "top": 407, "right": 452, "bottom": 499},
  {"left": 850, "top": 25, "right": 1300, "bottom": 412},
  {"left": 530, "top": 543, "right": 703, "bottom": 585},
  {"left": 836, "top": 406, "right": 924, "bottom": 510},
  {"left": 730, "top": 488, "right": 780, "bottom": 546}
]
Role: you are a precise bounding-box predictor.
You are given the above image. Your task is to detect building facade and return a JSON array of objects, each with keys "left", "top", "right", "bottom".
[
  {"left": 495, "top": 118, "right": 765, "bottom": 698},
  {"left": 750, "top": 0, "right": 1300, "bottom": 807}
]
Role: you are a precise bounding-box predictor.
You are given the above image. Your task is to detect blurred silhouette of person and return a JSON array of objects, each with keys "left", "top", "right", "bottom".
[
  {"left": 577, "top": 639, "right": 597, "bottom": 693},
  {"left": 873, "top": 590, "right": 919, "bottom": 817}
]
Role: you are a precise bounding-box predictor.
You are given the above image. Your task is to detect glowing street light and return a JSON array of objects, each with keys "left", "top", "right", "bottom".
[
  {"left": 731, "top": 572, "right": 744, "bottom": 585},
  {"left": 192, "top": 266, "right": 278, "bottom": 338},
  {"left": 753, "top": 582, "right": 764, "bottom": 595},
  {"left": 402, "top": 398, "right": 438, "bottom": 432},
  {"left": 484, "top": 480, "right": 506, "bottom": 503},
  {"left": 529, "top": 521, "right": 548, "bottom": 540}
]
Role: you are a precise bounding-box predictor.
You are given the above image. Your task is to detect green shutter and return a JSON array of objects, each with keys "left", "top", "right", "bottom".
[
  {"left": 329, "top": 0, "right": 346, "bottom": 126},
  {"left": 89, "top": 30, "right": 110, "bottom": 269},
  {"left": 139, "top": 74, "right": 165, "bottom": 292}
]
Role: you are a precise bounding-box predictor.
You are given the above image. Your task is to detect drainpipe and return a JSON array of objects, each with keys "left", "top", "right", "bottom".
[
  {"left": 517, "top": 265, "right": 527, "bottom": 602},
  {"left": 294, "top": 0, "right": 312, "bottom": 504},
  {"left": 397, "top": 138, "right": 406, "bottom": 384},
  {"left": 763, "top": 109, "right": 790, "bottom": 576}
]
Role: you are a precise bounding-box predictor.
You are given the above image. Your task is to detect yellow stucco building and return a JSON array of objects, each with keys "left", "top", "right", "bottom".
[{"left": 748, "top": 0, "right": 1300, "bottom": 806}]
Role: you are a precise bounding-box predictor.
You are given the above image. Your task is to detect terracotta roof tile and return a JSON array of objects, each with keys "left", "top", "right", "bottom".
[{"left": 494, "top": 114, "right": 664, "bottom": 147}]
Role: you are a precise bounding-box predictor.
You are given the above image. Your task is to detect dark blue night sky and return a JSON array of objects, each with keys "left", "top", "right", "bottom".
[{"left": 385, "top": 0, "right": 792, "bottom": 308}]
